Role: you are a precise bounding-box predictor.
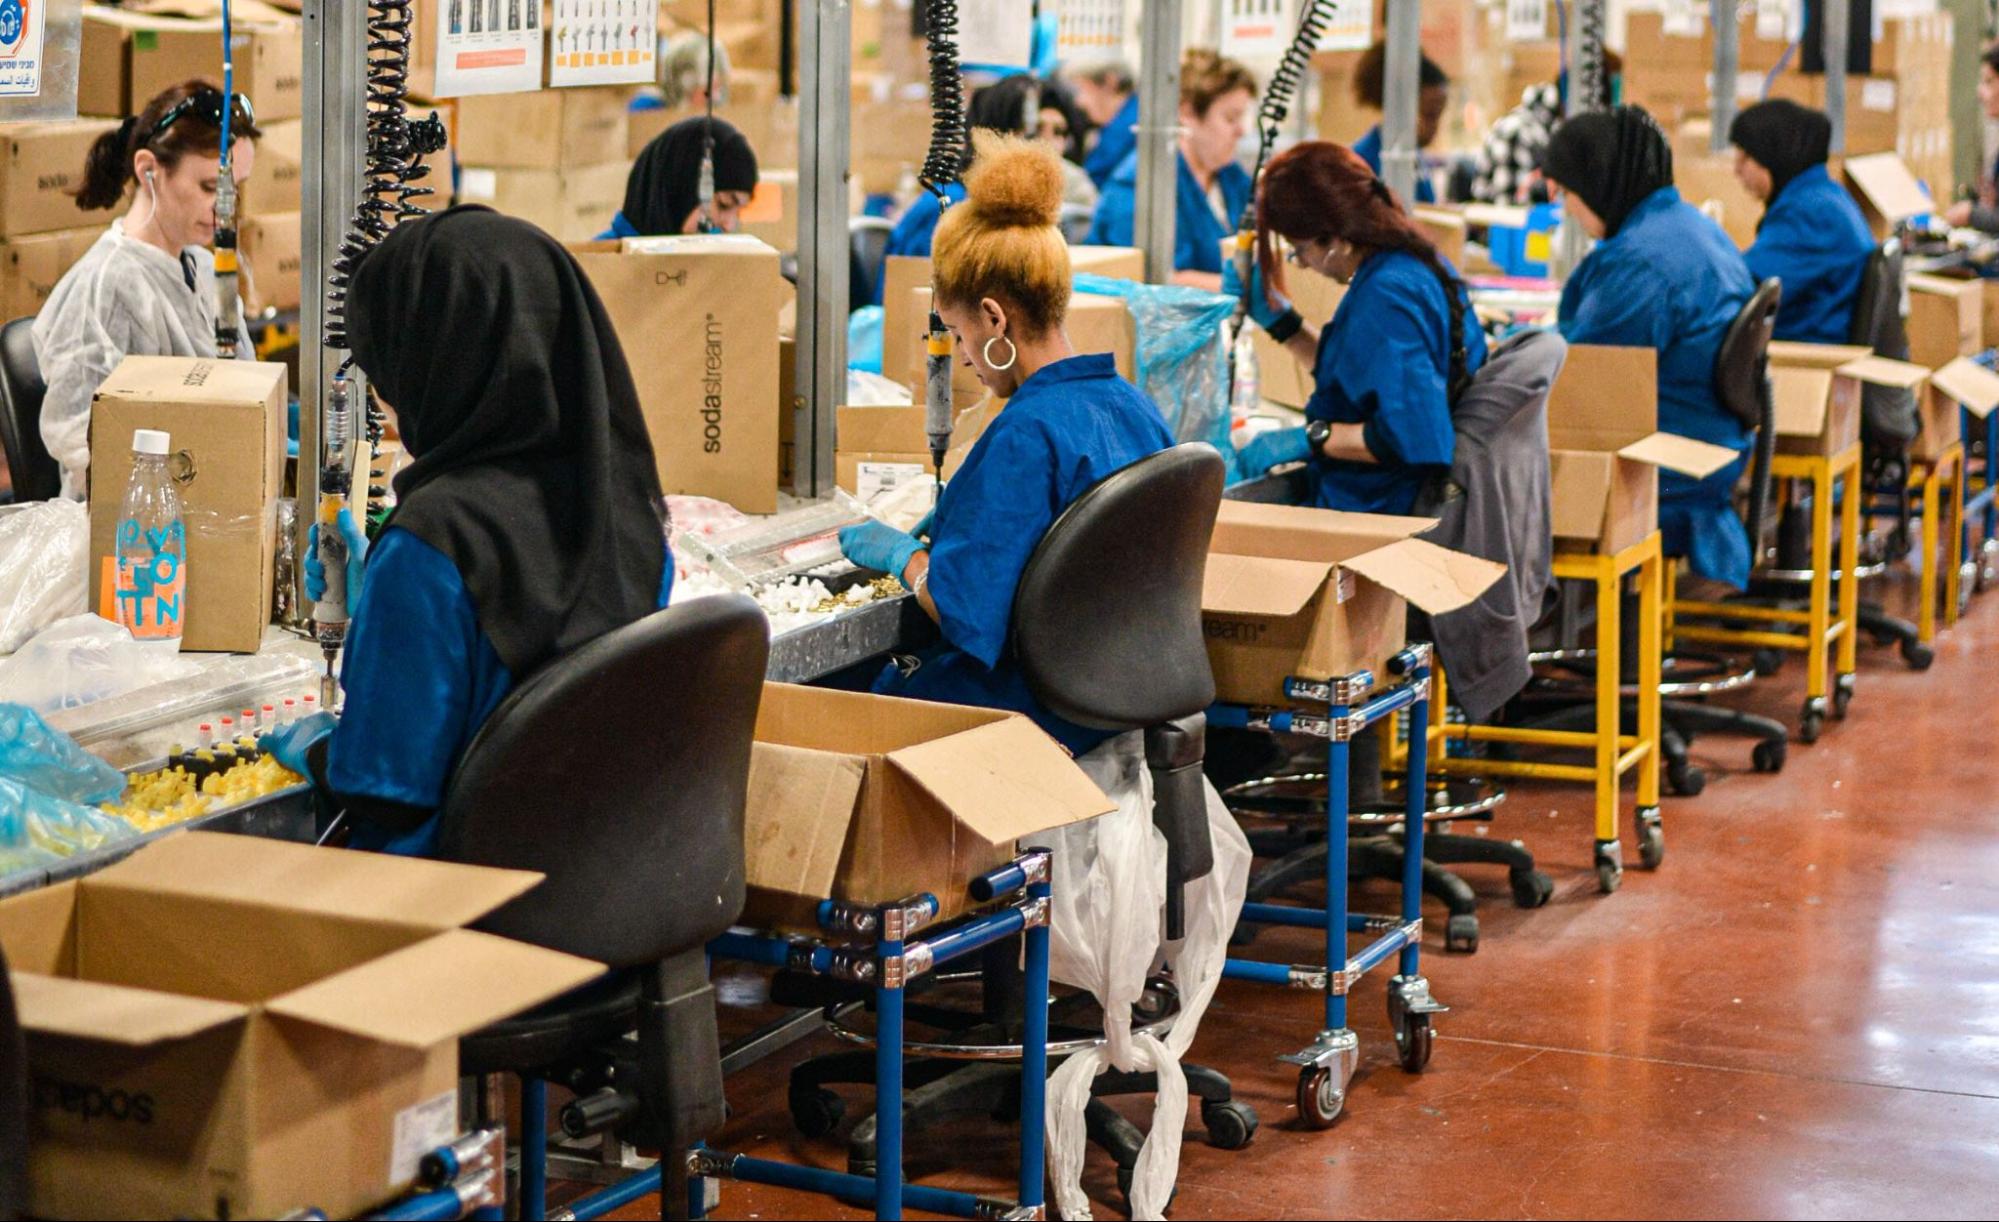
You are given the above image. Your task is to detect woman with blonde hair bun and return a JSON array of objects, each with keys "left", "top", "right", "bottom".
[{"left": 838, "top": 131, "right": 1173, "bottom": 754}]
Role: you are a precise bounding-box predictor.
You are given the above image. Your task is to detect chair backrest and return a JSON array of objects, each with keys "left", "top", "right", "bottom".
[
  {"left": 1013, "top": 444, "right": 1223, "bottom": 731},
  {"left": 1715, "top": 278, "right": 1784, "bottom": 561},
  {"left": 435, "top": 594, "right": 769, "bottom": 967},
  {"left": 1058, "top": 202, "right": 1095, "bottom": 246},
  {"left": 0, "top": 317, "right": 58, "bottom": 502},
  {"left": 850, "top": 216, "right": 895, "bottom": 305},
  {"left": 1848, "top": 238, "right": 1905, "bottom": 352}
]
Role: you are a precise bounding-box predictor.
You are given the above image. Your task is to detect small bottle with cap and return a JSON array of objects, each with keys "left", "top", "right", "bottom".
[{"left": 113, "top": 428, "right": 187, "bottom": 650}]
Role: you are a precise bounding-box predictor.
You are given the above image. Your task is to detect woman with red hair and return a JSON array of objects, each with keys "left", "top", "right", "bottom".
[{"left": 1230, "top": 141, "right": 1486, "bottom": 515}]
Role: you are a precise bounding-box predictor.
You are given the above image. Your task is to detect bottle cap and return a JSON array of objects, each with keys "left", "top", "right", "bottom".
[{"left": 132, "top": 429, "right": 171, "bottom": 455}]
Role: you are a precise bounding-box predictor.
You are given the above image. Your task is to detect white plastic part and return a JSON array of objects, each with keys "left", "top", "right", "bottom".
[{"left": 131, "top": 429, "right": 171, "bottom": 456}]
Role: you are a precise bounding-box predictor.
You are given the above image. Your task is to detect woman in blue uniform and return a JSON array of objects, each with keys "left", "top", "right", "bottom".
[
  {"left": 1544, "top": 106, "right": 1757, "bottom": 587},
  {"left": 838, "top": 133, "right": 1173, "bottom": 755},
  {"left": 1070, "top": 58, "right": 1138, "bottom": 190},
  {"left": 1731, "top": 99, "right": 1872, "bottom": 344},
  {"left": 601, "top": 116, "right": 759, "bottom": 239},
  {"left": 1349, "top": 41, "right": 1448, "bottom": 205},
  {"left": 1086, "top": 48, "right": 1255, "bottom": 290},
  {"left": 268, "top": 207, "right": 673, "bottom": 854},
  {"left": 1230, "top": 141, "right": 1486, "bottom": 515}
]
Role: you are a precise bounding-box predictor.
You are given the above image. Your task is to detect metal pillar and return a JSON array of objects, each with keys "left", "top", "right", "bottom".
[
  {"left": 1381, "top": 0, "right": 1420, "bottom": 210},
  {"left": 791, "top": 0, "right": 850, "bottom": 496},
  {"left": 1711, "top": 0, "right": 1740, "bottom": 154},
  {"left": 1825, "top": 0, "right": 1850, "bottom": 154},
  {"left": 1135, "top": 0, "right": 1183, "bottom": 283}
]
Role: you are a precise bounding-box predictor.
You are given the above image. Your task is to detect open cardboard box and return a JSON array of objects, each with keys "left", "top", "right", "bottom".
[
  {"left": 0, "top": 832, "right": 601, "bottom": 1221},
  {"left": 1767, "top": 343, "right": 1874, "bottom": 460},
  {"left": 1907, "top": 273, "right": 1984, "bottom": 370},
  {"left": 1834, "top": 354, "right": 1945, "bottom": 461},
  {"left": 1841, "top": 152, "right": 1933, "bottom": 239},
  {"left": 834, "top": 396, "right": 999, "bottom": 501},
  {"left": 1201, "top": 501, "right": 1506, "bottom": 707},
  {"left": 741, "top": 685, "right": 1114, "bottom": 930},
  {"left": 1250, "top": 262, "right": 1346, "bottom": 409},
  {"left": 1928, "top": 356, "right": 1999, "bottom": 458},
  {"left": 1546, "top": 345, "right": 1741, "bottom": 552}
]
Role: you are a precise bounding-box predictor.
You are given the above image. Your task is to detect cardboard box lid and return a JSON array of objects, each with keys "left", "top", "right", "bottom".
[
  {"left": 1772, "top": 366, "right": 1838, "bottom": 436},
  {"left": 1931, "top": 356, "right": 1999, "bottom": 419},
  {"left": 1206, "top": 502, "right": 1502, "bottom": 614},
  {"left": 1843, "top": 153, "right": 1931, "bottom": 222},
  {"left": 1547, "top": 345, "right": 1659, "bottom": 450},
  {"left": 884, "top": 715, "right": 1114, "bottom": 844},
  {"left": 10, "top": 971, "right": 247, "bottom": 1046},
  {"left": 1618, "top": 431, "right": 1740, "bottom": 478},
  {"left": 1768, "top": 340, "right": 1875, "bottom": 369},
  {"left": 1201, "top": 551, "right": 1336, "bottom": 618},
  {"left": 1340, "top": 537, "right": 1506, "bottom": 615},
  {"left": 1908, "top": 272, "right": 1979, "bottom": 299},
  {"left": 1836, "top": 355, "right": 1932, "bottom": 391},
  {"left": 92, "top": 355, "right": 286, "bottom": 406},
  {"left": 745, "top": 743, "right": 868, "bottom": 898},
  {"left": 91, "top": 832, "right": 546, "bottom": 935},
  {"left": 1210, "top": 500, "right": 1435, "bottom": 565},
  {"left": 263, "top": 929, "right": 604, "bottom": 1049}
]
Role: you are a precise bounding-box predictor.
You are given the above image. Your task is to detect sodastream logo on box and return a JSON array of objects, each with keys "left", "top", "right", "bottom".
[{"left": 113, "top": 429, "right": 186, "bottom": 647}]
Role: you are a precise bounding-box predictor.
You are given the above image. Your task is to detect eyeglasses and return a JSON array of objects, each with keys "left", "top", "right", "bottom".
[
  {"left": 149, "top": 88, "right": 255, "bottom": 144},
  {"left": 1040, "top": 122, "right": 1071, "bottom": 140}
]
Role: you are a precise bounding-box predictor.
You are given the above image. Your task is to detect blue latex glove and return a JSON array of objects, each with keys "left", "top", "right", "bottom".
[
  {"left": 1237, "top": 426, "right": 1313, "bottom": 476},
  {"left": 1222, "top": 255, "right": 1291, "bottom": 331},
  {"left": 265, "top": 711, "right": 336, "bottom": 778},
  {"left": 911, "top": 508, "right": 936, "bottom": 543},
  {"left": 305, "top": 508, "right": 370, "bottom": 607},
  {"left": 839, "top": 520, "right": 925, "bottom": 586}
]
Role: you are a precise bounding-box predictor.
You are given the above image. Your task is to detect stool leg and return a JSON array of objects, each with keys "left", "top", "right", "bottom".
[
  {"left": 1921, "top": 465, "right": 1941, "bottom": 644},
  {"left": 875, "top": 934, "right": 905, "bottom": 1220},
  {"left": 1593, "top": 566, "right": 1620, "bottom": 856},
  {"left": 1636, "top": 547, "right": 1662, "bottom": 815},
  {"left": 520, "top": 1075, "right": 547, "bottom": 1222},
  {"left": 1325, "top": 700, "right": 1351, "bottom": 1038},
  {"left": 1947, "top": 451, "right": 1966, "bottom": 627},
  {"left": 1020, "top": 872, "right": 1051, "bottom": 1216},
  {"left": 1838, "top": 460, "right": 1861, "bottom": 680},
  {"left": 1807, "top": 461, "right": 1833, "bottom": 707}
]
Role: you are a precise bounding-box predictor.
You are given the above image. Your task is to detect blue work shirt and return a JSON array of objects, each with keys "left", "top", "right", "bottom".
[
  {"left": 1352, "top": 125, "right": 1438, "bottom": 205},
  {"left": 883, "top": 183, "right": 968, "bottom": 268},
  {"left": 1305, "top": 250, "right": 1486, "bottom": 515},
  {"left": 1086, "top": 149, "right": 1251, "bottom": 277},
  {"left": 597, "top": 211, "right": 643, "bottom": 241},
  {"left": 1558, "top": 186, "right": 1757, "bottom": 586},
  {"left": 872, "top": 353, "right": 1174, "bottom": 755},
  {"left": 1083, "top": 94, "right": 1139, "bottom": 190},
  {"left": 1744, "top": 164, "right": 1874, "bottom": 345},
  {"left": 326, "top": 527, "right": 675, "bottom": 856}
]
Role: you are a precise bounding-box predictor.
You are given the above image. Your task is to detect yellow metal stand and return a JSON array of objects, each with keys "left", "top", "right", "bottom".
[
  {"left": 1423, "top": 531, "right": 1663, "bottom": 891},
  {"left": 1911, "top": 443, "right": 1966, "bottom": 644},
  {"left": 1670, "top": 444, "right": 1861, "bottom": 730}
]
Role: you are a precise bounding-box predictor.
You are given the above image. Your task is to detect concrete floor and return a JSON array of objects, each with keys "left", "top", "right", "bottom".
[{"left": 591, "top": 572, "right": 1999, "bottom": 1220}]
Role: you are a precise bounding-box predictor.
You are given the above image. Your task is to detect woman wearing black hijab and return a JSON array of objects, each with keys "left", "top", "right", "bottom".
[
  {"left": 1545, "top": 105, "right": 1760, "bottom": 588},
  {"left": 602, "top": 115, "right": 760, "bottom": 238},
  {"left": 1731, "top": 99, "right": 1874, "bottom": 345},
  {"left": 269, "top": 207, "right": 672, "bottom": 855}
]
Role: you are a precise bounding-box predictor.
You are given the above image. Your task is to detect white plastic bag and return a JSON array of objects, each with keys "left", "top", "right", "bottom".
[
  {"left": 0, "top": 615, "right": 200, "bottom": 714},
  {"left": 1036, "top": 733, "right": 1251, "bottom": 1221},
  {"left": 0, "top": 500, "right": 89, "bottom": 654}
]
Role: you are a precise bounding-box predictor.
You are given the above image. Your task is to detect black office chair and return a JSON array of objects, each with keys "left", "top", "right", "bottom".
[
  {"left": 0, "top": 318, "right": 58, "bottom": 502},
  {"left": 850, "top": 216, "right": 895, "bottom": 306},
  {"left": 783, "top": 445, "right": 1257, "bottom": 1214},
  {"left": 442, "top": 595, "right": 769, "bottom": 1222}
]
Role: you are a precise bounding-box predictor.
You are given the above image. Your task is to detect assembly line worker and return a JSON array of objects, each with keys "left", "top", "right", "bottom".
[
  {"left": 33, "top": 80, "right": 260, "bottom": 500},
  {"left": 266, "top": 207, "right": 672, "bottom": 855},
  {"left": 1945, "top": 45, "right": 1999, "bottom": 232},
  {"left": 1545, "top": 106, "right": 1758, "bottom": 588},
  {"left": 1349, "top": 40, "right": 1448, "bottom": 205},
  {"left": 601, "top": 115, "right": 759, "bottom": 239},
  {"left": 1230, "top": 142, "right": 1486, "bottom": 515},
  {"left": 1068, "top": 58, "right": 1138, "bottom": 190},
  {"left": 883, "top": 74, "right": 1042, "bottom": 267},
  {"left": 1087, "top": 48, "right": 1256, "bottom": 290},
  {"left": 1730, "top": 99, "right": 1872, "bottom": 345},
  {"left": 1470, "top": 51, "right": 1623, "bottom": 205},
  {"left": 836, "top": 133, "right": 1173, "bottom": 756}
]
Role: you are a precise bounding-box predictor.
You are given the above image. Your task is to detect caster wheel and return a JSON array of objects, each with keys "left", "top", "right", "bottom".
[
  {"left": 1596, "top": 859, "right": 1623, "bottom": 894},
  {"left": 1296, "top": 1065, "right": 1345, "bottom": 1130},
  {"left": 1799, "top": 709, "right": 1824, "bottom": 744},
  {"left": 1201, "top": 1099, "right": 1259, "bottom": 1151},
  {"left": 1116, "top": 1163, "right": 1178, "bottom": 1215},
  {"left": 1752, "top": 648, "right": 1785, "bottom": 677},
  {"left": 1134, "top": 978, "right": 1177, "bottom": 1024},
  {"left": 1637, "top": 823, "right": 1664, "bottom": 870},
  {"left": 1833, "top": 683, "right": 1853, "bottom": 720},
  {"left": 848, "top": 1157, "right": 877, "bottom": 1179},
  {"left": 1394, "top": 1011, "right": 1434, "bottom": 1073},
  {"left": 1509, "top": 868, "right": 1555, "bottom": 909},
  {"left": 1901, "top": 638, "right": 1935, "bottom": 671},
  {"left": 1445, "top": 912, "right": 1480, "bottom": 954},
  {"left": 1752, "top": 738, "right": 1787, "bottom": 773},
  {"left": 789, "top": 1088, "right": 844, "bottom": 1139},
  {"left": 1667, "top": 760, "right": 1707, "bottom": 797}
]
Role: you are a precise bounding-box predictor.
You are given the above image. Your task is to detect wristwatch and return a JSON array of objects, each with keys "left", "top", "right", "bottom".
[{"left": 1305, "top": 419, "right": 1331, "bottom": 456}]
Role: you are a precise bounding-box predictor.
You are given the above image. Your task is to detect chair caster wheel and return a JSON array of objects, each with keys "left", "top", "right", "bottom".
[
  {"left": 1667, "top": 760, "right": 1706, "bottom": 797},
  {"left": 1595, "top": 843, "right": 1623, "bottom": 894},
  {"left": 1637, "top": 821, "right": 1664, "bottom": 870},
  {"left": 1509, "top": 868, "right": 1554, "bottom": 908},
  {"left": 1752, "top": 738, "right": 1786, "bottom": 773},
  {"left": 1799, "top": 700, "right": 1826, "bottom": 744},
  {"left": 848, "top": 1157, "right": 877, "bottom": 1179},
  {"left": 1445, "top": 912, "right": 1479, "bottom": 953},
  {"left": 1901, "top": 638, "right": 1935, "bottom": 670},
  {"left": 1201, "top": 1099, "right": 1259, "bottom": 1150},
  {"left": 1394, "top": 1011, "right": 1434, "bottom": 1073},
  {"left": 1296, "top": 1065, "right": 1345, "bottom": 1130},
  {"left": 1752, "top": 648, "right": 1784, "bottom": 677},
  {"left": 789, "top": 1087, "right": 844, "bottom": 1139}
]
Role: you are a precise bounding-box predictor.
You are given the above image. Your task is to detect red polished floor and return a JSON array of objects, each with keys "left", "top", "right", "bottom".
[{"left": 593, "top": 572, "right": 1999, "bottom": 1220}]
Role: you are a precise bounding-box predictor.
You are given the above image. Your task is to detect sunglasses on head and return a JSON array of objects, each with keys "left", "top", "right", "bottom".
[{"left": 149, "top": 89, "right": 255, "bottom": 143}]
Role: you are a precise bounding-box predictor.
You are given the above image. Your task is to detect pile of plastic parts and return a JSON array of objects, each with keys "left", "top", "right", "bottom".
[{"left": 101, "top": 753, "right": 302, "bottom": 833}]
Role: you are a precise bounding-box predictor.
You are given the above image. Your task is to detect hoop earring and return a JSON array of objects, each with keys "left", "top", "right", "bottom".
[{"left": 982, "top": 334, "right": 1018, "bottom": 372}]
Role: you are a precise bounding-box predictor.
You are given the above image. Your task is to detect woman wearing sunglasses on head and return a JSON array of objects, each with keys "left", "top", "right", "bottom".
[{"left": 32, "top": 80, "right": 260, "bottom": 500}]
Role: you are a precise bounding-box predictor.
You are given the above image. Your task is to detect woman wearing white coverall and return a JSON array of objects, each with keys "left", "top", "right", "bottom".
[{"left": 32, "top": 79, "right": 259, "bottom": 500}]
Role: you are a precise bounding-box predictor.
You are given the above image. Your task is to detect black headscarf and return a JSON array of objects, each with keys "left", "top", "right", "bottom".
[
  {"left": 623, "top": 116, "right": 759, "bottom": 235},
  {"left": 348, "top": 206, "right": 666, "bottom": 678},
  {"left": 1729, "top": 99, "right": 1831, "bottom": 205},
  {"left": 1542, "top": 106, "right": 1674, "bottom": 238}
]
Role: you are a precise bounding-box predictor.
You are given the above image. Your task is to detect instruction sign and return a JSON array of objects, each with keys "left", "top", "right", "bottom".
[
  {"left": 1505, "top": 0, "right": 1549, "bottom": 43},
  {"left": 1313, "top": 0, "right": 1372, "bottom": 53},
  {"left": 1222, "top": 0, "right": 1291, "bottom": 60},
  {"left": 0, "top": 0, "right": 47, "bottom": 97},
  {"left": 957, "top": 0, "right": 1032, "bottom": 71},
  {"left": 1051, "top": 0, "right": 1127, "bottom": 58},
  {"left": 434, "top": 0, "right": 544, "bottom": 97},
  {"left": 550, "top": 0, "right": 658, "bottom": 87}
]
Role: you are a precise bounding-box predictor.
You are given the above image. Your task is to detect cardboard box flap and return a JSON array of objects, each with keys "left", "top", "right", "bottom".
[
  {"left": 1844, "top": 153, "right": 1931, "bottom": 222},
  {"left": 1547, "top": 345, "right": 1660, "bottom": 450},
  {"left": 1835, "top": 355, "right": 1932, "bottom": 391},
  {"left": 1772, "top": 367, "right": 1837, "bottom": 437},
  {"left": 94, "top": 832, "right": 545, "bottom": 934},
  {"left": 1201, "top": 551, "right": 1336, "bottom": 618},
  {"left": 1768, "top": 340, "right": 1875, "bottom": 369},
  {"left": 1549, "top": 450, "right": 1618, "bottom": 540},
  {"left": 90, "top": 356, "right": 287, "bottom": 407},
  {"left": 265, "top": 929, "right": 604, "bottom": 1049},
  {"left": 1930, "top": 357, "right": 1999, "bottom": 419},
  {"left": 10, "top": 972, "right": 247, "bottom": 1046},
  {"left": 1617, "top": 432, "right": 1739, "bottom": 478},
  {"left": 886, "top": 716, "right": 1114, "bottom": 844},
  {"left": 1339, "top": 537, "right": 1506, "bottom": 615},
  {"left": 744, "top": 742, "right": 867, "bottom": 899},
  {"left": 1210, "top": 500, "right": 1434, "bottom": 564}
]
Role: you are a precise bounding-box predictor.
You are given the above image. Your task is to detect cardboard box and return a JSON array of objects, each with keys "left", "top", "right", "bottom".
[
  {"left": 108, "top": 11, "right": 304, "bottom": 124},
  {"left": 573, "top": 235, "right": 784, "bottom": 512},
  {"left": 1413, "top": 206, "right": 1468, "bottom": 270},
  {"left": 1907, "top": 273, "right": 1983, "bottom": 370},
  {"left": 1545, "top": 345, "right": 1741, "bottom": 552},
  {"left": 899, "top": 286, "right": 1137, "bottom": 404},
  {"left": 1770, "top": 365, "right": 1862, "bottom": 459},
  {"left": 245, "top": 118, "right": 300, "bottom": 215},
  {"left": 1842, "top": 152, "right": 1935, "bottom": 238},
  {"left": 739, "top": 168, "right": 797, "bottom": 251},
  {"left": 1200, "top": 501, "right": 1505, "bottom": 706},
  {"left": 1250, "top": 262, "right": 1346, "bottom": 410},
  {"left": 1931, "top": 356, "right": 1999, "bottom": 428},
  {"left": 0, "top": 832, "right": 599, "bottom": 1221},
  {"left": 833, "top": 398, "right": 997, "bottom": 500},
  {"left": 87, "top": 357, "right": 287, "bottom": 652},
  {"left": 0, "top": 121, "right": 123, "bottom": 239},
  {"left": 1, "top": 226, "right": 105, "bottom": 321},
  {"left": 741, "top": 684, "right": 1113, "bottom": 929},
  {"left": 239, "top": 210, "right": 301, "bottom": 312},
  {"left": 1836, "top": 354, "right": 1941, "bottom": 460},
  {"left": 454, "top": 86, "right": 630, "bottom": 170},
  {"left": 1070, "top": 245, "right": 1146, "bottom": 282},
  {"left": 459, "top": 161, "right": 627, "bottom": 243},
  {"left": 78, "top": 7, "right": 133, "bottom": 117}
]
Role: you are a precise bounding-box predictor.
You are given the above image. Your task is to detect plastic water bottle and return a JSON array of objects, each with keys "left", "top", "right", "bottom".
[{"left": 113, "top": 428, "right": 187, "bottom": 650}]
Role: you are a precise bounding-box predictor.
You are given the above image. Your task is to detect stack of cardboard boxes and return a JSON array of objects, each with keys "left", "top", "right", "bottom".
[
  {"left": 0, "top": 123, "right": 123, "bottom": 322},
  {"left": 456, "top": 86, "right": 633, "bottom": 244}
]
